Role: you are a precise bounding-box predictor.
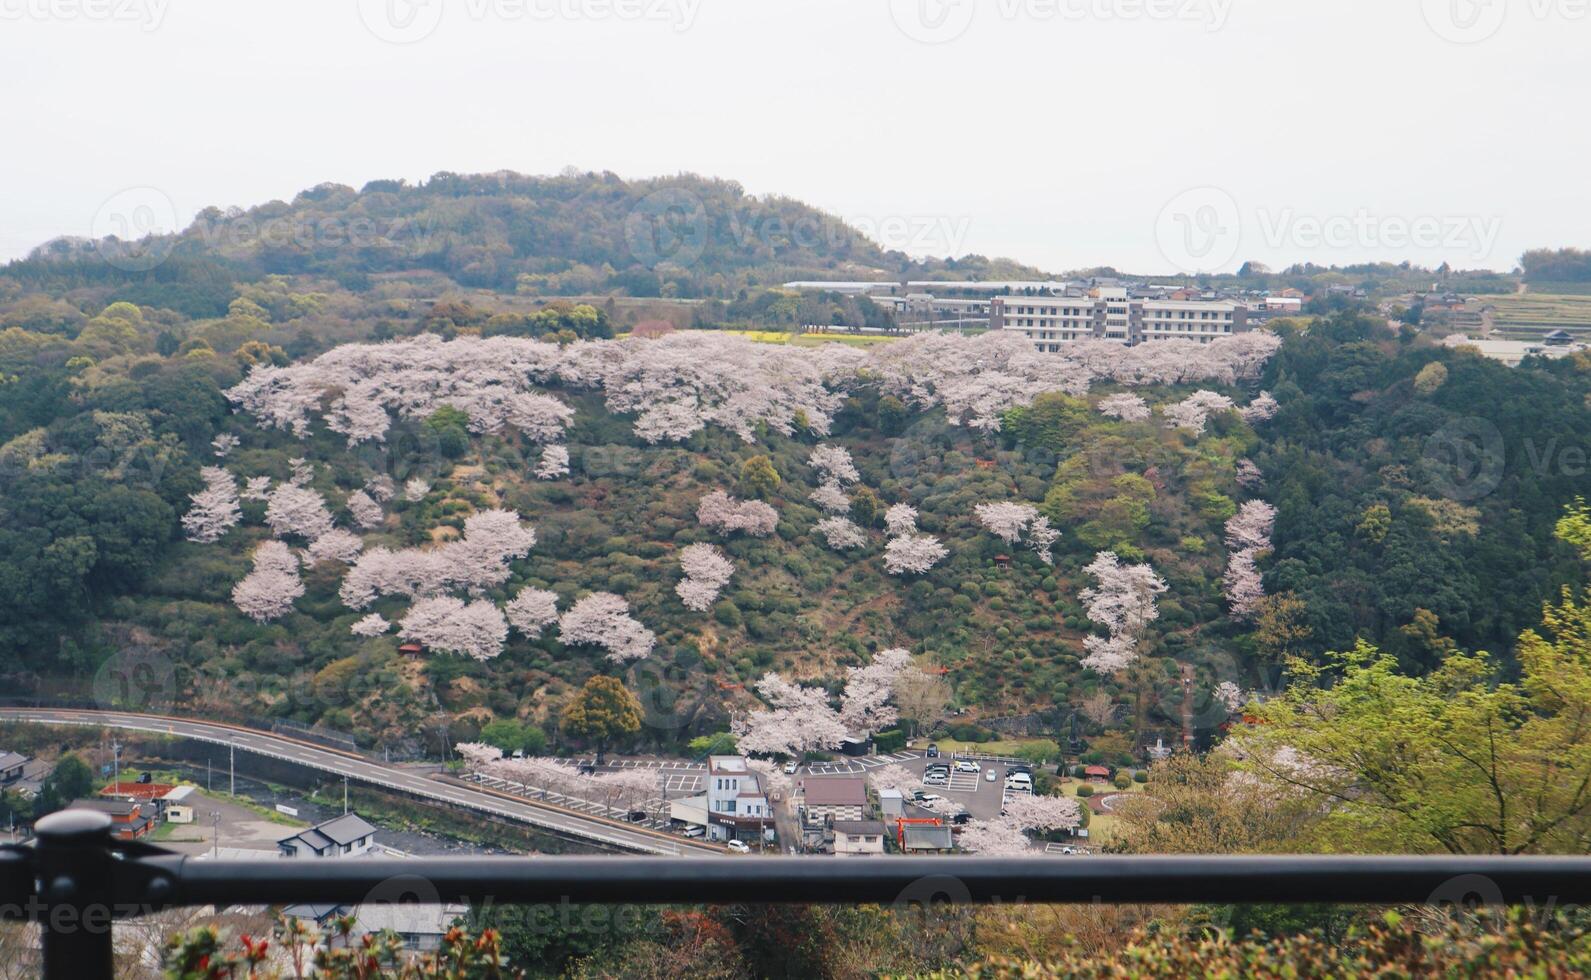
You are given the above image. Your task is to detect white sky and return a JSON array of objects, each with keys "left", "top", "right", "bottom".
[{"left": 1, "top": 0, "right": 1587, "bottom": 275}]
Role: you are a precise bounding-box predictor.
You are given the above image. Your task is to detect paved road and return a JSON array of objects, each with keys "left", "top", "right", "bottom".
[{"left": 0, "top": 708, "right": 720, "bottom": 857}]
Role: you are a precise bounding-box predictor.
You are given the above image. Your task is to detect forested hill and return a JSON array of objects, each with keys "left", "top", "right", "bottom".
[{"left": 8, "top": 171, "right": 1049, "bottom": 311}]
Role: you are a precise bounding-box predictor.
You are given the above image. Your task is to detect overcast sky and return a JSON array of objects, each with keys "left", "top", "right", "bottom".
[{"left": 2, "top": 0, "right": 1586, "bottom": 275}]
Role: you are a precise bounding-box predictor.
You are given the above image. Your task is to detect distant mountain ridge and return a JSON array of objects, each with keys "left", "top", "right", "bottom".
[{"left": 18, "top": 171, "right": 1052, "bottom": 300}]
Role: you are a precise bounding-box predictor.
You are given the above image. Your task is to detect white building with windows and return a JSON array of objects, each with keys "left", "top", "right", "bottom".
[
  {"left": 994, "top": 287, "right": 1250, "bottom": 350},
  {"left": 672, "top": 756, "right": 774, "bottom": 843}
]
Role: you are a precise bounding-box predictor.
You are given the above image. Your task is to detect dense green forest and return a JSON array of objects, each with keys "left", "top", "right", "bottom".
[{"left": 2, "top": 176, "right": 1588, "bottom": 763}]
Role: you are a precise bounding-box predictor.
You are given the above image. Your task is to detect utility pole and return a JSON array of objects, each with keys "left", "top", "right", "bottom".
[
  {"left": 211, "top": 810, "right": 220, "bottom": 858},
  {"left": 343, "top": 776, "right": 348, "bottom": 815},
  {"left": 111, "top": 740, "right": 120, "bottom": 792},
  {"left": 206, "top": 757, "right": 212, "bottom": 793},
  {"left": 229, "top": 741, "right": 235, "bottom": 798}
]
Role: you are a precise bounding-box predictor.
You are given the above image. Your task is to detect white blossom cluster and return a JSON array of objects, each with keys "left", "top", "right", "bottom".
[
  {"left": 558, "top": 592, "right": 656, "bottom": 664},
  {"left": 351, "top": 613, "right": 392, "bottom": 638},
  {"left": 1241, "top": 391, "right": 1280, "bottom": 425},
  {"left": 676, "top": 543, "right": 735, "bottom": 612},
  {"left": 399, "top": 596, "right": 509, "bottom": 661},
  {"left": 536, "top": 445, "right": 570, "bottom": 480},
  {"left": 734, "top": 649, "right": 915, "bottom": 758},
  {"left": 1079, "top": 551, "right": 1167, "bottom": 674},
  {"left": 1223, "top": 500, "right": 1277, "bottom": 619},
  {"left": 227, "top": 330, "right": 1281, "bottom": 448},
  {"left": 1096, "top": 393, "right": 1151, "bottom": 423},
  {"left": 339, "top": 509, "right": 537, "bottom": 608},
  {"left": 697, "top": 490, "right": 778, "bottom": 538},
  {"left": 182, "top": 466, "right": 241, "bottom": 543},
  {"left": 346, "top": 489, "right": 385, "bottom": 529},
  {"left": 1161, "top": 390, "right": 1237, "bottom": 435},
  {"left": 974, "top": 502, "right": 1059, "bottom": 565},
  {"left": 815, "top": 516, "right": 867, "bottom": 551},
  {"left": 231, "top": 541, "right": 304, "bottom": 623},
  {"left": 504, "top": 588, "right": 561, "bottom": 639}
]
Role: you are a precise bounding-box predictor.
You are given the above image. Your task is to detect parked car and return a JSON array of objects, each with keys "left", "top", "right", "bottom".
[
  {"left": 1005, "top": 772, "right": 1033, "bottom": 790},
  {"left": 925, "top": 763, "right": 950, "bottom": 774},
  {"left": 955, "top": 761, "right": 980, "bottom": 774},
  {"left": 921, "top": 794, "right": 948, "bottom": 806},
  {"left": 952, "top": 812, "right": 973, "bottom": 825},
  {"left": 783, "top": 761, "right": 798, "bottom": 775},
  {"left": 683, "top": 825, "right": 705, "bottom": 838},
  {"left": 627, "top": 810, "right": 648, "bottom": 822},
  {"left": 911, "top": 790, "right": 928, "bottom": 801},
  {"left": 1007, "top": 764, "right": 1034, "bottom": 776},
  {"left": 727, "top": 840, "right": 751, "bottom": 854},
  {"left": 923, "top": 772, "right": 948, "bottom": 786},
  {"left": 984, "top": 769, "right": 998, "bottom": 782},
  {"left": 926, "top": 744, "right": 940, "bottom": 758}
]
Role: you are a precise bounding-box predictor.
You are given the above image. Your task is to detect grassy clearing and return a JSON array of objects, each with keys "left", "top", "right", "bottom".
[{"left": 1488, "top": 293, "right": 1591, "bottom": 337}]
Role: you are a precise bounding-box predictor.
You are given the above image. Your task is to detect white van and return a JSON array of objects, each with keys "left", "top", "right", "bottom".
[{"left": 1005, "top": 772, "right": 1033, "bottom": 790}]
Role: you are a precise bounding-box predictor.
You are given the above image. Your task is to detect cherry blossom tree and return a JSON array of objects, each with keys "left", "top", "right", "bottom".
[
  {"left": 536, "top": 445, "right": 570, "bottom": 480},
  {"left": 866, "top": 763, "right": 920, "bottom": 794},
  {"left": 975, "top": 502, "right": 1039, "bottom": 546},
  {"left": 1097, "top": 393, "right": 1151, "bottom": 422},
  {"left": 956, "top": 820, "right": 1032, "bottom": 855},
  {"left": 338, "top": 510, "right": 536, "bottom": 609},
  {"left": 676, "top": 543, "right": 735, "bottom": 612},
  {"left": 241, "top": 476, "right": 272, "bottom": 501},
  {"left": 264, "top": 483, "right": 335, "bottom": 542},
  {"left": 365, "top": 475, "right": 396, "bottom": 503},
  {"left": 307, "top": 528, "right": 364, "bottom": 565},
  {"left": 346, "top": 489, "right": 384, "bottom": 529},
  {"left": 399, "top": 596, "right": 509, "bottom": 661},
  {"left": 1162, "top": 390, "right": 1236, "bottom": 436},
  {"left": 884, "top": 535, "right": 948, "bottom": 575},
  {"left": 732, "top": 673, "right": 848, "bottom": 757},
  {"left": 884, "top": 503, "right": 919, "bottom": 537},
  {"left": 1213, "top": 681, "right": 1246, "bottom": 714},
  {"left": 505, "top": 588, "right": 560, "bottom": 639},
  {"left": 232, "top": 541, "right": 304, "bottom": 623},
  {"left": 999, "top": 793, "right": 1083, "bottom": 833},
  {"left": 288, "top": 458, "right": 314, "bottom": 486},
  {"left": 1236, "top": 459, "right": 1265, "bottom": 491},
  {"left": 809, "top": 481, "right": 852, "bottom": 515},
  {"left": 212, "top": 433, "right": 239, "bottom": 458},
  {"left": 1241, "top": 391, "right": 1280, "bottom": 425},
  {"left": 839, "top": 648, "right": 913, "bottom": 735},
  {"left": 403, "top": 478, "right": 430, "bottom": 502},
  {"left": 559, "top": 593, "right": 655, "bottom": 664},
  {"left": 454, "top": 742, "right": 503, "bottom": 771},
  {"left": 746, "top": 758, "right": 793, "bottom": 799},
  {"left": 182, "top": 466, "right": 241, "bottom": 543},
  {"left": 1079, "top": 551, "right": 1167, "bottom": 673},
  {"left": 351, "top": 613, "right": 391, "bottom": 638},
  {"left": 1224, "top": 501, "right": 1276, "bottom": 619},
  {"left": 809, "top": 444, "right": 859, "bottom": 485},
  {"left": 816, "top": 516, "right": 867, "bottom": 551},
  {"left": 1027, "top": 515, "right": 1060, "bottom": 566},
  {"left": 697, "top": 490, "right": 778, "bottom": 538}
]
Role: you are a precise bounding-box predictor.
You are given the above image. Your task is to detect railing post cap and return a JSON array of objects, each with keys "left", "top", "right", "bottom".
[{"left": 35, "top": 809, "right": 113, "bottom": 844}]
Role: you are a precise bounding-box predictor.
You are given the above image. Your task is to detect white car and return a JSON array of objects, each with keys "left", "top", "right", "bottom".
[
  {"left": 955, "top": 761, "right": 981, "bottom": 774},
  {"left": 783, "top": 762, "right": 798, "bottom": 775},
  {"left": 1005, "top": 773, "right": 1033, "bottom": 790},
  {"left": 726, "top": 840, "right": 751, "bottom": 854},
  {"left": 920, "top": 794, "right": 948, "bottom": 806},
  {"left": 984, "top": 769, "right": 998, "bottom": 782},
  {"left": 923, "top": 772, "right": 948, "bottom": 785}
]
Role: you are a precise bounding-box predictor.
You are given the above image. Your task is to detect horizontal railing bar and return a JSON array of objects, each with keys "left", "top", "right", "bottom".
[{"left": 30, "top": 854, "right": 1591, "bottom": 913}]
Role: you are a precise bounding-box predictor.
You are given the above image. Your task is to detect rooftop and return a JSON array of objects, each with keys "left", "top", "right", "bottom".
[{"left": 802, "top": 778, "right": 866, "bottom": 806}]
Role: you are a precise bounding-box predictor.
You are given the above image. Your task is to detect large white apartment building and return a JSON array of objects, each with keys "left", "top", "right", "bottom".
[{"left": 993, "top": 287, "right": 1250, "bottom": 350}]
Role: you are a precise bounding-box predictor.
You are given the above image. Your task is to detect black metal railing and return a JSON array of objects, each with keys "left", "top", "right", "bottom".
[{"left": 6, "top": 811, "right": 1591, "bottom": 979}]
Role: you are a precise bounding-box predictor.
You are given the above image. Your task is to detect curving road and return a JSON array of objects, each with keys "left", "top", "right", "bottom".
[{"left": 0, "top": 707, "right": 719, "bottom": 857}]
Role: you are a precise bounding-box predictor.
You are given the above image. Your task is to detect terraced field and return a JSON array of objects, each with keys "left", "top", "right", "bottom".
[{"left": 1487, "top": 291, "right": 1591, "bottom": 339}]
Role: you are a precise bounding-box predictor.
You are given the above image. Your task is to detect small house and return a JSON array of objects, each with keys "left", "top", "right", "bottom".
[
  {"left": 801, "top": 778, "right": 867, "bottom": 825},
  {"left": 398, "top": 642, "right": 426, "bottom": 658},
  {"left": 994, "top": 555, "right": 1012, "bottom": 570},
  {"left": 162, "top": 785, "right": 196, "bottom": 824},
  {"left": 278, "top": 812, "right": 378, "bottom": 859},
  {"left": 902, "top": 824, "right": 955, "bottom": 853},
  {"left": 1083, "top": 765, "right": 1112, "bottom": 784},
  {"left": 0, "top": 752, "right": 28, "bottom": 784},
  {"left": 67, "top": 799, "right": 154, "bottom": 840},
  {"left": 832, "top": 820, "right": 888, "bottom": 856}
]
